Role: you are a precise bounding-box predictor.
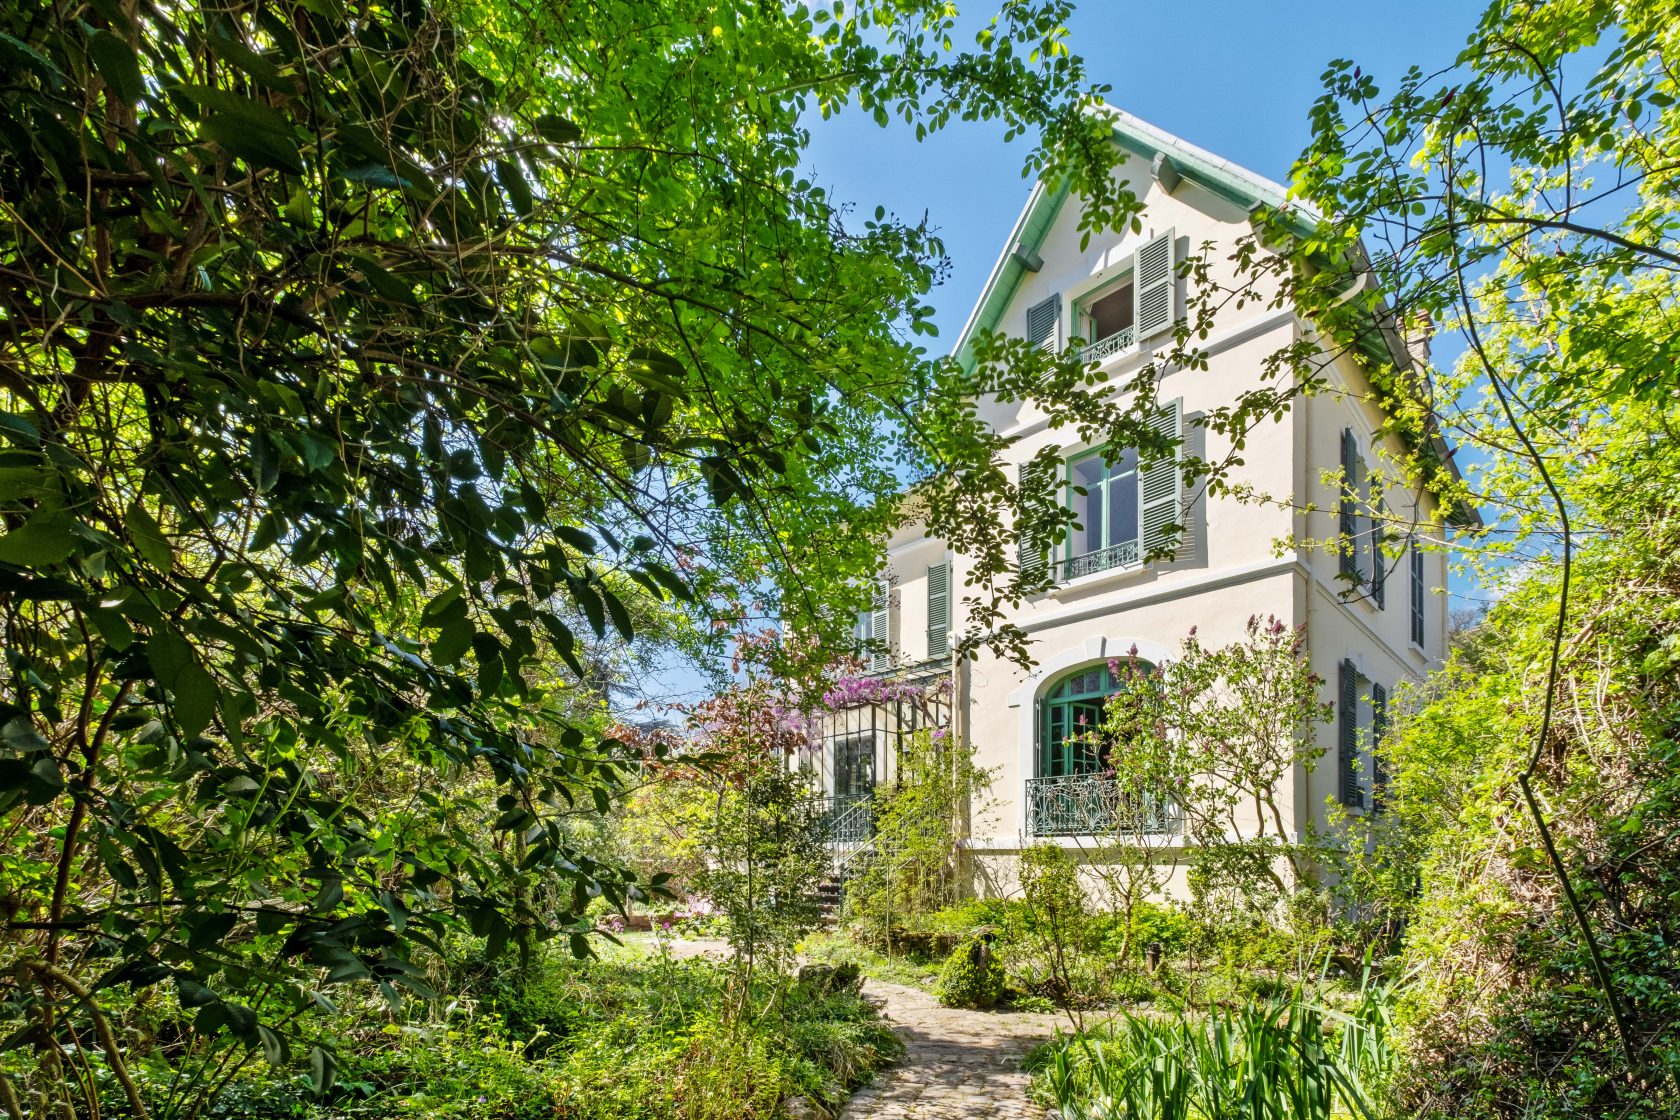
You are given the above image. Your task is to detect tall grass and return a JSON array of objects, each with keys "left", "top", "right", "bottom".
[{"left": 1041, "top": 974, "right": 1399, "bottom": 1120}]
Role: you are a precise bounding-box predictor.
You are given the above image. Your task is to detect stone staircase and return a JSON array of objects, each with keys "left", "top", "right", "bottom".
[{"left": 813, "top": 878, "right": 845, "bottom": 925}]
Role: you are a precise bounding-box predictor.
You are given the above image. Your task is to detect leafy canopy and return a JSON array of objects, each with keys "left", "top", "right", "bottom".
[{"left": 0, "top": 0, "right": 1128, "bottom": 1111}]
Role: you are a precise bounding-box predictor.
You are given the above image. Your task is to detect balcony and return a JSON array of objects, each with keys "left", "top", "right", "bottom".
[
  {"left": 1077, "top": 325, "right": 1135, "bottom": 366},
  {"left": 1052, "top": 540, "right": 1139, "bottom": 582},
  {"left": 1025, "top": 774, "right": 1179, "bottom": 837}
]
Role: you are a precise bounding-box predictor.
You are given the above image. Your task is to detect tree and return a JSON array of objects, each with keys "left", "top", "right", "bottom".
[
  {"left": 1263, "top": 1, "right": 1680, "bottom": 1108},
  {"left": 1096, "top": 619, "right": 1331, "bottom": 914},
  {"left": 0, "top": 0, "right": 1132, "bottom": 1112}
]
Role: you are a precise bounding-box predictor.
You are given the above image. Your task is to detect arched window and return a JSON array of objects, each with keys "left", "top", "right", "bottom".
[{"left": 1038, "top": 661, "right": 1151, "bottom": 777}]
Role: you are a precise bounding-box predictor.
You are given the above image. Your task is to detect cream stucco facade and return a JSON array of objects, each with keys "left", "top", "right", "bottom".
[{"left": 820, "top": 110, "right": 1461, "bottom": 899}]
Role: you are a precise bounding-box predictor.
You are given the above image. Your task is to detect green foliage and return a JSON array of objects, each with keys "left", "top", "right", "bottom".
[
  {"left": 841, "top": 726, "right": 987, "bottom": 945},
  {"left": 679, "top": 685, "right": 828, "bottom": 973},
  {"left": 1014, "top": 844, "right": 1094, "bottom": 1009},
  {"left": 0, "top": 0, "right": 1135, "bottom": 1111},
  {"left": 1097, "top": 619, "right": 1331, "bottom": 919},
  {"left": 204, "top": 948, "right": 901, "bottom": 1120},
  {"left": 1039, "top": 982, "right": 1399, "bottom": 1120},
  {"left": 799, "top": 931, "right": 945, "bottom": 991},
  {"left": 934, "top": 936, "right": 1007, "bottom": 1011},
  {"left": 1274, "top": 2, "right": 1680, "bottom": 1107}
]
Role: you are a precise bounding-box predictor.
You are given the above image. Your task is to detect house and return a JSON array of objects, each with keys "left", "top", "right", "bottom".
[{"left": 817, "top": 108, "right": 1469, "bottom": 897}]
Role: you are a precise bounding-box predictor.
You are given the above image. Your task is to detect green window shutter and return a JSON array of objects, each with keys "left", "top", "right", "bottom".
[
  {"left": 1410, "top": 544, "right": 1426, "bottom": 647},
  {"left": 869, "top": 583, "right": 890, "bottom": 672},
  {"left": 1025, "top": 294, "right": 1060, "bottom": 351},
  {"left": 1370, "top": 681, "right": 1389, "bottom": 807},
  {"left": 1337, "top": 659, "right": 1363, "bottom": 808},
  {"left": 1339, "top": 428, "right": 1361, "bottom": 581},
  {"left": 1017, "top": 460, "right": 1055, "bottom": 586},
  {"left": 1139, "top": 398, "right": 1185, "bottom": 560},
  {"left": 926, "top": 561, "right": 951, "bottom": 658},
  {"left": 1133, "top": 229, "right": 1176, "bottom": 339},
  {"left": 1370, "top": 488, "right": 1386, "bottom": 609}
]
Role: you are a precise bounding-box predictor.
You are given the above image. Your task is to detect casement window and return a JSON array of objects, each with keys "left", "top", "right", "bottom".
[
  {"left": 1409, "top": 543, "right": 1426, "bottom": 648},
  {"left": 1029, "top": 662, "right": 1172, "bottom": 837},
  {"left": 1038, "top": 664, "right": 1120, "bottom": 778},
  {"left": 1066, "top": 446, "right": 1140, "bottom": 577},
  {"left": 926, "top": 560, "right": 951, "bottom": 659},
  {"left": 1075, "top": 277, "right": 1135, "bottom": 362},
  {"left": 1023, "top": 399, "right": 1185, "bottom": 584}
]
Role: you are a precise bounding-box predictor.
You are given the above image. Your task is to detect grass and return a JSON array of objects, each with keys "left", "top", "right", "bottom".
[{"left": 799, "top": 930, "right": 945, "bottom": 991}]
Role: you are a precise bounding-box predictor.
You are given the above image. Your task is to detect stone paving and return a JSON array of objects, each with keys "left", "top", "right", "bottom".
[{"left": 839, "top": 979, "right": 1066, "bottom": 1120}]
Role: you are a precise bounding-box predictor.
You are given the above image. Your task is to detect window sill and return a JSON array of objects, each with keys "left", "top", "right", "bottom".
[
  {"left": 1025, "top": 832, "right": 1184, "bottom": 847},
  {"left": 1047, "top": 560, "right": 1152, "bottom": 599}
]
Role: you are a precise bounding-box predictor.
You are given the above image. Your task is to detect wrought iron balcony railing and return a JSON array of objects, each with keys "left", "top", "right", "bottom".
[
  {"left": 1025, "top": 773, "right": 1180, "bottom": 838},
  {"left": 1077, "top": 325, "right": 1135, "bottom": 365},
  {"left": 1053, "top": 539, "right": 1139, "bottom": 582}
]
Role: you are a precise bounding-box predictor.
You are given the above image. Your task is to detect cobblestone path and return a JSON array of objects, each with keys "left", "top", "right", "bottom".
[{"left": 839, "top": 980, "right": 1066, "bottom": 1120}]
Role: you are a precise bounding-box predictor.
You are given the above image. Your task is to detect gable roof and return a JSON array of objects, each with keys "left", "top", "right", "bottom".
[{"left": 951, "top": 105, "right": 1479, "bottom": 529}]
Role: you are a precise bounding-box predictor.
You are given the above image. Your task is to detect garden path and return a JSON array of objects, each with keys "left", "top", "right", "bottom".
[
  {"left": 839, "top": 979, "right": 1064, "bottom": 1120},
  {"left": 659, "top": 939, "right": 1063, "bottom": 1118}
]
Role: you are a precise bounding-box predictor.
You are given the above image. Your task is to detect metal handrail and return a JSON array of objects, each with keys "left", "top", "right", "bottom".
[
  {"left": 1025, "top": 773, "right": 1180, "bottom": 837},
  {"left": 809, "top": 794, "right": 878, "bottom": 878}
]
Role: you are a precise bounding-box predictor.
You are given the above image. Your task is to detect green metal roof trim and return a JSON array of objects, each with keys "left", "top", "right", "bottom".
[{"left": 953, "top": 177, "right": 1070, "bottom": 373}]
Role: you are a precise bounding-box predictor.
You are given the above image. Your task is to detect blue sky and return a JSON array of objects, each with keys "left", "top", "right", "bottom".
[{"left": 802, "top": 0, "right": 1484, "bottom": 345}]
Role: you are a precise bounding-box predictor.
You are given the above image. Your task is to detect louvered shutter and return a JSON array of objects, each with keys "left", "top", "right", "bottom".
[
  {"left": 926, "top": 561, "right": 951, "bottom": 659},
  {"left": 869, "top": 583, "right": 890, "bottom": 672},
  {"left": 1370, "top": 681, "right": 1389, "bottom": 808},
  {"left": 1410, "top": 544, "right": 1426, "bottom": 647},
  {"left": 1339, "top": 429, "right": 1361, "bottom": 581},
  {"left": 1338, "top": 659, "right": 1363, "bottom": 808},
  {"left": 1133, "top": 229, "right": 1177, "bottom": 339},
  {"left": 1017, "top": 460, "right": 1054, "bottom": 586},
  {"left": 1025, "top": 294, "right": 1060, "bottom": 351},
  {"left": 1139, "top": 398, "right": 1185, "bottom": 561},
  {"left": 1370, "top": 489, "right": 1386, "bottom": 608}
]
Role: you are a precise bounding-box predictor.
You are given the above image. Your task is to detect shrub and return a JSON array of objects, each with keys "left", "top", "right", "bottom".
[
  {"left": 935, "top": 937, "right": 1007, "bottom": 1010},
  {"left": 1128, "top": 901, "right": 1194, "bottom": 958}
]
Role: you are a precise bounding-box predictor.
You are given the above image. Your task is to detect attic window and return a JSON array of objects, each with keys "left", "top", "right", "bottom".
[
  {"left": 1077, "top": 280, "right": 1135, "bottom": 362},
  {"left": 1085, "top": 282, "right": 1134, "bottom": 342}
]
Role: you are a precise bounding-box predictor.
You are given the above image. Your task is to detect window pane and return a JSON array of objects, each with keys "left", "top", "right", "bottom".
[
  {"left": 1089, "top": 283, "right": 1134, "bottom": 341},
  {"left": 1110, "top": 467, "right": 1139, "bottom": 547},
  {"left": 1073, "top": 456, "right": 1105, "bottom": 556}
]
